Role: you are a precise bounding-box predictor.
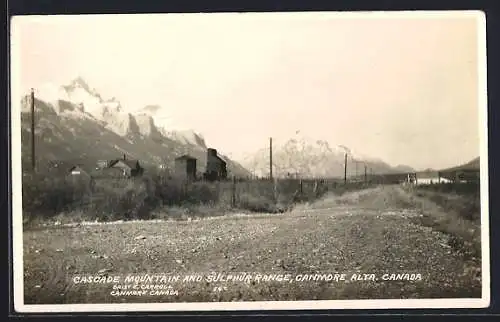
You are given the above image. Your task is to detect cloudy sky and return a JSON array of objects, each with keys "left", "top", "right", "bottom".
[{"left": 11, "top": 12, "right": 485, "bottom": 170}]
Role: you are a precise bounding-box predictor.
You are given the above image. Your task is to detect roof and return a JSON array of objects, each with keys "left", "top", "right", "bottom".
[
  {"left": 175, "top": 155, "right": 197, "bottom": 161},
  {"left": 47, "top": 161, "right": 89, "bottom": 177},
  {"left": 215, "top": 155, "right": 227, "bottom": 165},
  {"left": 109, "top": 159, "right": 141, "bottom": 169}
]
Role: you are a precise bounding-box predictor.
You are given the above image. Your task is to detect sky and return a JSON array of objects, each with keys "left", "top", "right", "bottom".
[{"left": 11, "top": 12, "right": 485, "bottom": 170}]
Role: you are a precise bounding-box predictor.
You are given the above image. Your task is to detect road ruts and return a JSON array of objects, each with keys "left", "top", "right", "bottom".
[{"left": 23, "top": 185, "right": 482, "bottom": 304}]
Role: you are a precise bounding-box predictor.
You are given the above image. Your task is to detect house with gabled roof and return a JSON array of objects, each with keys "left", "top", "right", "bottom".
[
  {"left": 107, "top": 155, "right": 144, "bottom": 178},
  {"left": 46, "top": 160, "right": 92, "bottom": 184},
  {"left": 107, "top": 154, "right": 144, "bottom": 178}
]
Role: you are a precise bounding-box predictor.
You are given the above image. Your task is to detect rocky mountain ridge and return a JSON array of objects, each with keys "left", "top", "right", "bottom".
[
  {"left": 240, "top": 135, "right": 415, "bottom": 178},
  {"left": 20, "top": 77, "right": 249, "bottom": 177}
]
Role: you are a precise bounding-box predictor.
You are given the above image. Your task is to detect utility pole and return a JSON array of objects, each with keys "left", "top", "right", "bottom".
[
  {"left": 355, "top": 160, "right": 358, "bottom": 179},
  {"left": 344, "top": 153, "right": 348, "bottom": 184},
  {"left": 364, "top": 164, "right": 367, "bottom": 184},
  {"left": 30, "top": 88, "right": 36, "bottom": 173},
  {"left": 269, "top": 137, "right": 273, "bottom": 180}
]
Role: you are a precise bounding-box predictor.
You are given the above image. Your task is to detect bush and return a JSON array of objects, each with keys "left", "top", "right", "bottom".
[
  {"left": 88, "top": 179, "right": 156, "bottom": 221},
  {"left": 151, "top": 176, "right": 219, "bottom": 206},
  {"left": 237, "top": 193, "right": 279, "bottom": 213},
  {"left": 184, "top": 182, "right": 219, "bottom": 205},
  {"left": 415, "top": 182, "right": 480, "bottom": 196},
  {"left": 151, "top": 176, "right": 185, "bottom": 205},
  {"left": 22, "top": 172, "right": 356, "bottom": 224},
  {"left": 22, "top": 174, "right": 88, "bottom": 220}
]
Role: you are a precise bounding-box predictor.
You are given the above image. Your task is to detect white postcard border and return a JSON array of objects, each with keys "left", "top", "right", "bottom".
[{"left": 10, "top": 10, "right": 490, "bottom": 313}]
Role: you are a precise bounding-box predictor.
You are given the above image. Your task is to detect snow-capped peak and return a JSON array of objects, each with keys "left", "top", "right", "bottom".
[
  {"left": 135, "top": 105, "right": 207, "bottom": 148},
  {"left": 61, "top": 77, "right": 128, "bottom": 121},
  {"left": 57, "top": 77, "right": 107, "bottom": 115},
  {"left": 35, "top": 82, "right": 71, "bottom": 104},
  {"left": 64, "top": 76, "right": 102, "bottom": 99},
  {"left": 26, "top": 77, "right": 210, "bottom": 147},
  {"left": 67, "top": 76, "right": 90, "bottom": 90},
  {"left": 133, "top": 112, "right": 163, "bottom": 137},
  {"left": 163, "top": 129, "right": 207, "bottom": 149}
]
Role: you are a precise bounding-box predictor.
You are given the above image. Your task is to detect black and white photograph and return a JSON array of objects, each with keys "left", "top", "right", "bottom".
[{"left": 11, "top": 11, "right": 489, "bottom": 312}]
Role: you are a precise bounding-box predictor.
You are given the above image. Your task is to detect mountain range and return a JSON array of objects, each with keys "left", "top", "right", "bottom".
[
  {"left": 439, "top": 157, "right": 480, "bottom": 172},
  {"left": 20, "top": 77, "right": 418, "bottom": 179},
  {"left": 19, "top": 77, "right": 250, "bottom": 177},
  {"left": 240, "top": 135, "right": 415, "bottom": 178}
]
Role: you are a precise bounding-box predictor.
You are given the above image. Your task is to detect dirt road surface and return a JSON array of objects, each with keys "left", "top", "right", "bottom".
[{"left": 23, "top": 185, "right": 482, "bottom": 304}]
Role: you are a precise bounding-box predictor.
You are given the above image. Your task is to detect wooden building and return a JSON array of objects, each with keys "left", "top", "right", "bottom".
[
  {"left": 174, "top": 155, "right": 197, "bottom": 180},
  {"left": 204, "top": 148, "right": 227, "bottom": 181},
  {"left": 46, "top": 160, "right": 92, "bottom": 184},
  {"left": 107, "top": 155, "right": 144, "bottom": 178}
]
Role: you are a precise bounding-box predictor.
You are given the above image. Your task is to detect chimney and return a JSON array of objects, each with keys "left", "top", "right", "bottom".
[{"left": 207, "top": 148, "right": 217, "bottom": 157}]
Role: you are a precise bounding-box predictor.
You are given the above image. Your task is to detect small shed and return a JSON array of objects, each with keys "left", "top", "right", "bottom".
[
  {"left": 46, "top": 161, "right": 92, "bottom": 185},
  {"left": 175, "top": 155, "right": 197, "bottom": 180}
]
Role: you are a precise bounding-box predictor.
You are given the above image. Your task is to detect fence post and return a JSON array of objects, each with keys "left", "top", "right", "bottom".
[
  {"left": 90, "top": 185, "right": 93, "bottom": 212},
  {"left": 273, "top": 178, "right": 278, "bottom": 203},
  {"left": 183, "top": 179, "right": 188, "bottom": 201},
  {"left": 231, "top": 176, "right": 236, "bottom": 208}
]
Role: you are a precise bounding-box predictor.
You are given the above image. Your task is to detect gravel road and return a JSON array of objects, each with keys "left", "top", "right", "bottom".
[{"left": 23, "top": 185, "right": 482, "bottom": 304}]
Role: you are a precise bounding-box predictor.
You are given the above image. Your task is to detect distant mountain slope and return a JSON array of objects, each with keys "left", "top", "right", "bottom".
[
  {"left": 240, "top": 135, "right": 415, "bottom": 178},
  {"left": 134, "top": 105, "right": 208, "bottom": 149},
  {"left": 20, "top": 78, "right": 250, "bottom": 177},
  {"left": 440, "top": 157, "right": 480, "bottom": 172}
]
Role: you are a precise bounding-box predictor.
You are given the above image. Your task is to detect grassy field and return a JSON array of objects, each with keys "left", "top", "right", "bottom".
[
  {"left": 22, "top": 184, "right": 482, "bottom": 304},
  {"left": 402, "top": 183, "right": 481, "bottom": 259},
  {"left": 22, "top": 173, "right": 365, "bottom": 226}
]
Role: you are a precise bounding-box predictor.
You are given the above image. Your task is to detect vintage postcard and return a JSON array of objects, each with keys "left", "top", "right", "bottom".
[{"left": 10, "top": 11, "right": 489, "bottom": 312}]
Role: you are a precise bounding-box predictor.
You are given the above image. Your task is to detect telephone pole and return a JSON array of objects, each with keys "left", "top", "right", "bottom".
[
  {"left": 364, "top": 164, "right": 367, "bottom": 184},
  {"left": 269, "top": 137, "right": 273, "bottom": 180},
  {"left": 30, "top": 88, "right": 36, "bottom": 173},
  {"left": 344, "top": 153, "right": 348, "bottom": 184}
]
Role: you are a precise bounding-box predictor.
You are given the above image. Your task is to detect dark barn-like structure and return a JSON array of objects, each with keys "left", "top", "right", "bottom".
[
  {"left": 175, "top": 155, "right": 197, "bottom": 181},
  {"left": 107, "top": 155, "right": 144, "bottom": 178},
  {"left": 204, "top": 148, "right": 227, "bottom": 181}
]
